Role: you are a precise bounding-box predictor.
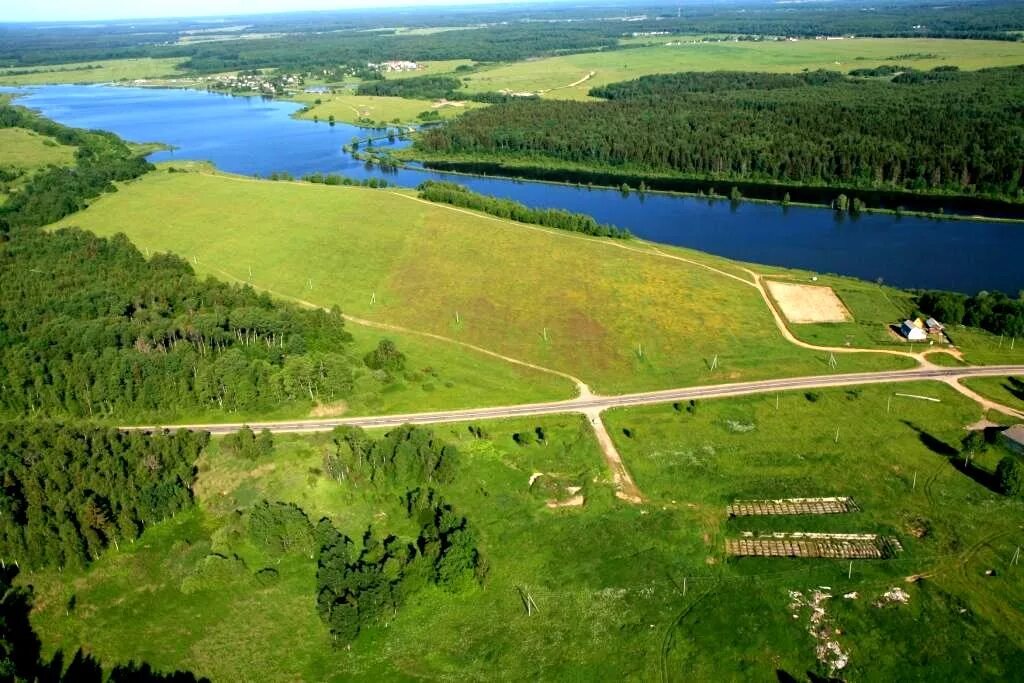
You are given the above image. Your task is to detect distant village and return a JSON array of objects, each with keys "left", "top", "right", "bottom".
[
  {"left": 201, "top": 60, "right": 422, "bottom": 97},
  {"left": 206, "top": 71, "right": 303, "bottom": 96}
]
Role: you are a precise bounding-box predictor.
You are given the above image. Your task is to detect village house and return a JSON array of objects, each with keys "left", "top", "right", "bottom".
[{"left": 1000, "top": 424, "right": 1024, "bottom": 456}]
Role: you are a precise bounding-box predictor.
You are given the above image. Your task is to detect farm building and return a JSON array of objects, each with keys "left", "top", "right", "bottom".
[
  {"left": 925, "top": 317, "right": 944, "bottom": 334},
  {"left": 900, "top": 319, "right": 927, "bottom": 341},
  {"left": 1001, "top": 424, "right": 1024, "bottom": 456}
]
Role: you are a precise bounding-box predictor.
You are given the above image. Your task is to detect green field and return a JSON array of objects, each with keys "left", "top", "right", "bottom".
[
  {"left": 291, "top": 92, "right": 485, "bottom": 127},
  {"left": 52, "top": 168, "right": 913, "bottom": 397},
  {"left": 0, "top": 58, "right": 185, "bottom": 85},
  {"left": 22, "top": 382, "right": 1024, "bottom": 679},
  {"left": 0, "top": 127, "right": 76, "bottom": 169},
  {"left": 962, "top": 376, "right": 1024, "bottom": 413},
  {"left": 462, "top": 38, "right": 1024, "bottom": 99}
]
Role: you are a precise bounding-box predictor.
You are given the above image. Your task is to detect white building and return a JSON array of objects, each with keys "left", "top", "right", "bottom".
[{"left": 900, "top": 320, "right": 927, "bottom": 341}]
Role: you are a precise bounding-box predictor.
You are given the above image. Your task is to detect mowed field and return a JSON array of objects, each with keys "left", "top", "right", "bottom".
[
  {"left": 290, "top": 92, "right": 485, "bottom": 127},
  {"left": 0, "top": 58, "right": 185, "bottom": 85},
  {"left": 22, "top": 383, "right": 1024, "bottom": 679},
  {"left": 52, "top": 168, "right": 912, "bottom": 395},
  {"left": 462, "top": 37, "right": 1024, "bottom": 98}
]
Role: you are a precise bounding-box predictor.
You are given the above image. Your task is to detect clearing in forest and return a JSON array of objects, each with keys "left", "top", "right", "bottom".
[{"left": 767, "top": 281, "right": 852, "bottom": 324}]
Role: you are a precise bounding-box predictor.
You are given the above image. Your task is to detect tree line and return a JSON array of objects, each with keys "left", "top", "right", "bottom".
[
  {"left": 0, "top": 423, "right": 208, "bottom": 570},
  {"left": 416, "top": 66, "right": 1024, "bottom": 203},
  {"left": 917, "top": 290, "right": 1024, "bottom": 336},
  {"left": 354, "top": 73, "right": 537, "bottom": 104},
  {"left": 417, "top": 180, "right": 631, "bottom": 239}
]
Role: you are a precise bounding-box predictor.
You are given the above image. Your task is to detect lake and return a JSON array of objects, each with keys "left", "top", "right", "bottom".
[{"left": 6, "top": 83, "right": 1023, "bottom": 294}]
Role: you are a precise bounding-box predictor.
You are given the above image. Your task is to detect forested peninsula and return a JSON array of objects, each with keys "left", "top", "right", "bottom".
[{"left": 413, "top": 66, "right": 1024, "bottom": 214}]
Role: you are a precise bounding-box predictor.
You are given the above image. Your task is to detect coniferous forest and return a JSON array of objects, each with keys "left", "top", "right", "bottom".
[{"left": 416, "top": 66, "right": 1024, "bottom": 202}]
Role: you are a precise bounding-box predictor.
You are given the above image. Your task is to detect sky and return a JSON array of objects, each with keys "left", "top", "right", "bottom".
[{"left": 3, "top": 0, "right": 535, "bottom": 23}]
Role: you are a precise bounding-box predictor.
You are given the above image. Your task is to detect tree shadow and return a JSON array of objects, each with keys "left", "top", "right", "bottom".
[
  {"left": 1, "top": 566, "right": 208, "bottom": 683},
  {"left": 901, "top": 420, "right": 958, "bottom": 457},
  {"left": 1003, "top": 377, "right": 1024, "bottom": 402},
  {"left": 776, "top": 670, "right": 844, "bottom": 683},
  {"left": 901, "top": 421, "right": 1002, "bottom": 494},
  {"left": 950, "top": 459, "right": 1001, "bottom": 495}
]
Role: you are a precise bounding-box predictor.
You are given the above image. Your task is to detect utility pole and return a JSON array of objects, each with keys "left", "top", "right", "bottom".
[{"left": 710, "top": 354, "right": 718, "bottom": 372}]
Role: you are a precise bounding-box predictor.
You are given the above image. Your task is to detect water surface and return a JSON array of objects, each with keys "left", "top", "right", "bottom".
[{"left": 7, "top": 84, "right": 1022, "bottom": 294}]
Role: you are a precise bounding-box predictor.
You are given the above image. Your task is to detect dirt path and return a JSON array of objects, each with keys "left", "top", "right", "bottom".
[
  {"left": 944, "top": 378, "right": 1024, "bottom": 419},
  {"left": 583, "top": 408, "right": 644, "bottom": 503},
  {"left": 547, "top": 70, "right": 596, "bottom": 92}
]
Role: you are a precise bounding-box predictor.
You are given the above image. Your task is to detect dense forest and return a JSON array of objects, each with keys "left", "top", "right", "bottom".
[
  {"left": 417, "top": 180, "right": 630, "bottom": 239},
  {"left": 0, "top": 423, "right": 207, "bottom": 570},
  {"left": 417, "top": 66, "right": 1024, "bottom": 202},
  {"left": 0, "top": 228, "right": 358, "bottom": 419}
]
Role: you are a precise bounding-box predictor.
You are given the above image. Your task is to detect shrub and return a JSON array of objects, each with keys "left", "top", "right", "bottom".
[{"left": 996, "top": 456, "right": 1023, "bottom": 496}]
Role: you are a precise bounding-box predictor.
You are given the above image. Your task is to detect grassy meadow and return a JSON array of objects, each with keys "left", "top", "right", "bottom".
[
  {"left": 0, "top": 127, "right": 76, "bottom": 169},
  {"left": 290, "top": 92, "right": 485, "bottom": 127},
  {"left": 51, "top": 168, "right": 914, "bottom": 397},
  {"left": 462, "top": 37, "right": 1024, "bottom": 99},
  {"left": 21, "top": 382, "right": 1024, "bottom": 679},
  {"left": 0, "top": 58, "right": 185, "bottom": 86}
]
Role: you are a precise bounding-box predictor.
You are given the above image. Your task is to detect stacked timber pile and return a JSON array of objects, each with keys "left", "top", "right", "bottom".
[
  {"left": 727, "top": 496, "right": 859, "bottom": 517},
  {"left": 726, "top": 533, "right": 902, "bottom": 559}
]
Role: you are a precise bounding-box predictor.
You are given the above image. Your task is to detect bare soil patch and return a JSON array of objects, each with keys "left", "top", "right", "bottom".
[{"left": 767, "top": 281, "right": 852, "bottom": 324}]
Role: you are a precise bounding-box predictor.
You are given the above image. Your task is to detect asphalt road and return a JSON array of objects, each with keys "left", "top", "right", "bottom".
[{"left": 131, "top": 364, "right": 1024, "bottom": 434}]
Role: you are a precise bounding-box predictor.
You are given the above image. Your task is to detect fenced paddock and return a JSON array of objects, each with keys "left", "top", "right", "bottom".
[
  {"left": 727, "top": 496, "right": 859, "bottom": 517},
  {"left": 726, "top": 533, "right": 902, "bottom": 559}
]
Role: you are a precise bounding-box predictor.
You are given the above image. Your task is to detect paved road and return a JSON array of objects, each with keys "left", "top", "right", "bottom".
[{"left": 132, "top": 364, "right": 1024, "bottom": 434}]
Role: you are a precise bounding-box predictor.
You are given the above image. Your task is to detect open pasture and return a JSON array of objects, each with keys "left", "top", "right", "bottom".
[
  {"left": 462, "top": 38, "right": 1024, "bottom": 99},
  {"left": 51, "top": 168, "right": 912, "bottom": 395},
  {"left": 0, "top": 127, "right": 76, "bottom": 169},
  {"left": 0, "top": 58, "right": 185, "bottom": 85}
]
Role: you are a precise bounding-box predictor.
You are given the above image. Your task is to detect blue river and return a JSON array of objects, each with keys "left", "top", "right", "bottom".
[{"left": 5, "top": 83, "right": 1022, "bottom": 294}]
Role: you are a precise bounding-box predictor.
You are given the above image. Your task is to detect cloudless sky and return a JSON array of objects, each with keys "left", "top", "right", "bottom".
[{"left": 3, "top": 0, "right": 537, "bottom": 23}]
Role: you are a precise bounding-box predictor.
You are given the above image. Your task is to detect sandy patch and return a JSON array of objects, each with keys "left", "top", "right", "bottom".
[
  {"left": 432, "top": 98, "right": 466, "bottom": 108},
  {"left": 309, "top": 400, "right": 348, "bottom": 417},
  {"left": 546, "top": 495, "right": 585, "bottom": 508},
  {"left": 767, "top": 281, "right": 852, "bottom": 323}
]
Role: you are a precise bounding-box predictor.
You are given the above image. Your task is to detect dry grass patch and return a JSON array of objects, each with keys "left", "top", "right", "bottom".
[{"left": 768, "top": 281, "right": 852, "bottom": 323}]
